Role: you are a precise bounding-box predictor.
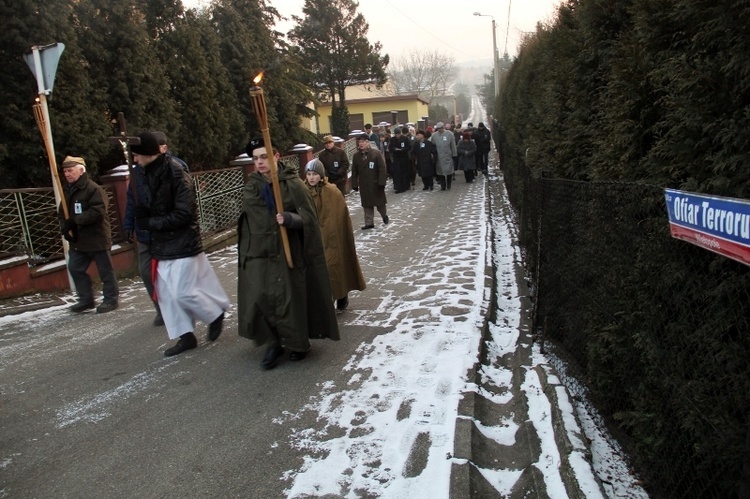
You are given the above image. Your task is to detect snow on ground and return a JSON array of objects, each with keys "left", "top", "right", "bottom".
[
  {"left": 0, "top": 166, "right": 649, "bottom": 498},
  {"left": 278, "top": 181, "right": 489, "bottom": 497}
]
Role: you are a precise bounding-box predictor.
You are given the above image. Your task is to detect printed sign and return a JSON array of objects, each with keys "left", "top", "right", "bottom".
[{"left": 665, "top": 188, "right": 750, "bottom": 266}]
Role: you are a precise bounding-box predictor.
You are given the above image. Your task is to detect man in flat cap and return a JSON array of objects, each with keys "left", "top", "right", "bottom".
[
  {"left": 131, "top": 131, "right": 230, "bottom": 357},
  {"left": 317, "top": 135, "right": 350, "bottom": 196},
  {"left": 58, "top": 156, "right": 119, "bottom": 313},
  {"left": 237, "top": 137, "right": 339, "bottom": 370},
  {"left": 350, "top": 133, "right": 388, "bottom": 229}
]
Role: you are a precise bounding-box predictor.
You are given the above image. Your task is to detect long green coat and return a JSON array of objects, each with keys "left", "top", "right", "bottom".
[{"left": 237, "top": 163, "right": 340, "bottom": 351}]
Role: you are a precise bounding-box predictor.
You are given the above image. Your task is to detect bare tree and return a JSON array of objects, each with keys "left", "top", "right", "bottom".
[{"left": 388, "top": 50, "right": 457, "bottom": 98}]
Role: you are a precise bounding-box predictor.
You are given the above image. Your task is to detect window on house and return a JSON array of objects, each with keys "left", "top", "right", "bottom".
[
  {"left": 328, "top": 113, "right": 364, "bottom": 134},
  {"left": 373, "top": 110, "right": 409, "bottom": 126}
]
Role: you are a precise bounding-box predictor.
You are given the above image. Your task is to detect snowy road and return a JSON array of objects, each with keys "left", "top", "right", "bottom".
[{"left": 0, "top": 102, "right": 647, "bottom": 498}]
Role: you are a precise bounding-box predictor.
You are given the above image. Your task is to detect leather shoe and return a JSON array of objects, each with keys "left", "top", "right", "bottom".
[
  {"left": 361, "top": 224, "right": 375, "bottom": 230},
  {"left": 207, "top": 312, "right": 224, "bottom": 342},
  {"left": 336, "top": 295, "right": 349, "bottom": 310},
  {"left": 383, "top": 215, "right": 389, "bottom": 224},
  {"left": 96, "top": 301, "right": 118, "bottom": 314},
  {"left": 153, "top": 312, "right": 165, "bottom": 327},
  {"left": 164, "top": 333, "right": 197, "bottom": 357},
  {"left": 289, "top": 347, "right": 311, "bottom": 361},
  {"left": 70, "top": 301, "right": 95, "bottom": 313},
  {"left": 261, "top": 345, "right": 285, "bottom": 370}
]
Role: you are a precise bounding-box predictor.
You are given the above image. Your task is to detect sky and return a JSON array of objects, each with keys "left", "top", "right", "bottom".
[{"left": 182, "top": 0, "right": 564, "bottom": 65}]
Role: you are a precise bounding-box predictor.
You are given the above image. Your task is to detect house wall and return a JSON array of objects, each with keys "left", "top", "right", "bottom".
[{"left": 317, "top": 99, "right": 429, "bottom": 134}]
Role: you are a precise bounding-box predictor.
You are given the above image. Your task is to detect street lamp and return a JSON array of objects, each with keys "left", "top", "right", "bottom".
[{"left": 474, "top": 12, "right": 500, "bottom": 98}]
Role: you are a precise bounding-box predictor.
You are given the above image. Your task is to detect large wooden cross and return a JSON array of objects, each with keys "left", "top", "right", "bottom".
[{"left": 108, "top": 112, "right": 141, "bottom": 203}]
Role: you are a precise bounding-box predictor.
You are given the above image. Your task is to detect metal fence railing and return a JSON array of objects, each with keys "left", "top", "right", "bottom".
[
  {"left": 0, "top": 188, "right": 64, "bottom": 263},
  {"left": 1, "top": 143, "right": 359, "bottom": 268},
  {"left": 0, "top": 167, "right": 248, "bottom": 267}
]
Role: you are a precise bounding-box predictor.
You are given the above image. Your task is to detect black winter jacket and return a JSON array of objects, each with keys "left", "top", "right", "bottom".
[
  {"left": 142, "top": 154, "right": 202, "bottom": 260},
  {"left": 58, "top": 172, "right": 112, "bottom": 252}
]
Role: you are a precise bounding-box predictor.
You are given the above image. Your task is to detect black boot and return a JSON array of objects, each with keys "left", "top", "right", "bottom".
[
  {"left": 153, "top": 301, "right": 164, "bottom": 326},
  {"left": 261, "top": 345, "right": 285, "bottom": 370},
  {"left": 207, "top": 312, "right": 224, "bottom": 342},
  {"left": 336, "top": 295, "right": 349, "bottom": 311},
  {"left": 70, "top": 301, "right": 95, "bottom": 313},
  {"left": 164, "top": 332, "right": 197, "bottom": 357}
]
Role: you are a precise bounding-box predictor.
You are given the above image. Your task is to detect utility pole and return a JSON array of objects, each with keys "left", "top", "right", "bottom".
[{"left": 473, "top": 12, "right": 500, "bottom": 98}]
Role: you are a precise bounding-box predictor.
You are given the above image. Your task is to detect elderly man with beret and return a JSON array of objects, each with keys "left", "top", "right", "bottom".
[
  {"left": 131, "top": 131, "right": 230, "bottom": 357},
  {"left": 317, "top": 135, "right": 350, "bottom": 196},
  {"left": 58, "top": 156, "right": 119, "bottom": 313}
]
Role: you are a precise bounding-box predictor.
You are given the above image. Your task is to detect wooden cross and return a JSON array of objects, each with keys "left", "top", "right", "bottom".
[{"left": 108, "top": 112, "right": 141, "bottom": 203}]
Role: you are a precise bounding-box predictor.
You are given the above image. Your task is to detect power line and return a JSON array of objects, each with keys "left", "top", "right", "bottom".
[{"left": 381, "top": 0, "right": 472, "bottom": 57}]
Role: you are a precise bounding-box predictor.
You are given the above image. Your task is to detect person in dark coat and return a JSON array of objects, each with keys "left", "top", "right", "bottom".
[
  {"left": 317, "top": 135, "right": 350, "bottom": 196},
  {"left": 457, "top": 132, "right": 477, "bottom": 183},
  {"left": 411, "top": 130, "right": 437, "bottom": 190},
  {"left": 388, "top": 128, "right": 411, "bottom": 193},
  {"left": 238, "top": 137, "right": 340, "bottom": 370},
  {"left": 131, "top": 132, "right": 230, "bottom": 357},
  {"left": 123, "top": 131, "right": 188, "bottom": 327},
  {"left": 58, "top": 156, "right": 119, "bottom": 313},
  {"left": 474, "top": 122, "right": 492, "bottom": 175},
  {"left": 351, "top": 133, "right": 388, "bottom": 229}
]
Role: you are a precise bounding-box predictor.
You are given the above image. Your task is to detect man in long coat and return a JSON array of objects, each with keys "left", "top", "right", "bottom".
[
  {"left": 430, "top": 122, "right": 457, "bottom": 190},
  {"left": 474, "top": 122, "right": 492, "bottom": 175},
  {"left": 350, "top": 133, "right": 388, "bottom": 230},
  {"left": 412, "top": 130, "right": 437, "bottom": 190},
  {"left": 304, "top": 159, "right": 366, "bottom": 311},
  {"left": 238, "top": 137, "right": 340, "bottom": 370}
]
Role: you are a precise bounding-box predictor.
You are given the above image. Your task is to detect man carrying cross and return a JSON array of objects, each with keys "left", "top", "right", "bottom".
[
  {"left": 123, "top": 131, "right": 187, "bottom": 327},
  {"left": 130, "top": 131, "right": 230, "bottom": 357}
]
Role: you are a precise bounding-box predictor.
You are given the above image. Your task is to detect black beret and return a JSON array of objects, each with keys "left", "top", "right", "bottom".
[
  {"left": 131, "top": 132, "right": 161, "bottom": 155},
  {"left": 356, "top": 133, "right": 370, "bottom": 141},
  {"left": 246, "top": 136, "right": 276, "bottom": 156}
]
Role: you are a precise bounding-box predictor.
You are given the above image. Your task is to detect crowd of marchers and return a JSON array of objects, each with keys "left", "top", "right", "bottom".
[{"left": 55, "top": 122, "right": 490, "bottom": 370}]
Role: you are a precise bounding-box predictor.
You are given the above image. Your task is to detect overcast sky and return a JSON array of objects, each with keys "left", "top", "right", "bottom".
[{"left": 183, "top": 0, "right": 563, "bottom": 66}]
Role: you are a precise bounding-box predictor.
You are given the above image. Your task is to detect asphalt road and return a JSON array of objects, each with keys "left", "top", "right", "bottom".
[{"left": 1, "top": 167, "right": 492, "bottom": 498}]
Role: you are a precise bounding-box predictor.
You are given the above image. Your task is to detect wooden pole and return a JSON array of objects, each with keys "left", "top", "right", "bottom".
[{"left": 249, "top": 78, "right": 293, "bottom": 268}]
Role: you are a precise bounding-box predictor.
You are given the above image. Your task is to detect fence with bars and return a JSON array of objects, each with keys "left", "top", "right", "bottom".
[
  {"left": 0, "top": 140, "right": 363, "bottom": 267},
  {"left": 501, "top": 158, "right": 750, "bottom": 498}
]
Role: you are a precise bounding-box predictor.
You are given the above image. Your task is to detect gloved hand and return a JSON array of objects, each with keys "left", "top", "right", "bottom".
[
  {"left": 62, "top": 219, "right": 77, "bottom": 242},
  {"left": 61, "top": 218, "right": 77, "bottom": 235},
  {"left": 124, "top": 229, "right": 134, "bottom": 243},
  {"left": 134, "top": 205, "right": 150, "bottom": 219},
  {"left": 134, "top": 205, "right": 151, "bottom": 230}
]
